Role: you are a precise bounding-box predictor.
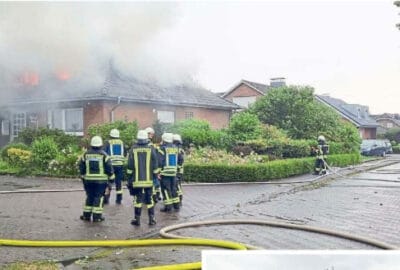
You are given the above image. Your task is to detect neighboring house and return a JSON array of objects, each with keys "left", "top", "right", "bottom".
[
  {"left": 221, "top": 77, "right": 286, "bottom": 109},
  {"left": 371, "top": 113, "right": 400, "bottom": 134},
  {"left": 315, "top": 94, "right": 379, "bottom": 139},
  {"left": 0, "top": 67, "right": 239, "bottom": 147}
]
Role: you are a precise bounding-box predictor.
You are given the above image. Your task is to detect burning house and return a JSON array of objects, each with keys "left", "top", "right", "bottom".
[{"left": 0, "top": 66, "right": 239, "bottom": 147}]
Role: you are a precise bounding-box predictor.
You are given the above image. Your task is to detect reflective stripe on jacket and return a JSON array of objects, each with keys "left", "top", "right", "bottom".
[
  {"left": 127, "top": 143, "right": 158, "bottom": 188},
  {"left": 79, "top": 149, "right": 114, "bottom": 182},
  {"left": 104, "top": 139, "right": 126, "bottom": 166}
]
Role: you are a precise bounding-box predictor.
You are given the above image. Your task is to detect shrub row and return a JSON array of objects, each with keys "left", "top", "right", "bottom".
[{"left": 184, "top": 153, "right": 361, "bottom": 183}]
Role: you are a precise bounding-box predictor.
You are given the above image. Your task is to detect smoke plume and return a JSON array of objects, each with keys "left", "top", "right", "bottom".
[{"left": 0, "top": 2, "right": 195, "bottom": 102}]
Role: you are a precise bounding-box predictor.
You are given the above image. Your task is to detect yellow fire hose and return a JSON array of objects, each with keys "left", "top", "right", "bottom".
[{"left": 0, "top": 237, "right": 247, "bottom": 270}]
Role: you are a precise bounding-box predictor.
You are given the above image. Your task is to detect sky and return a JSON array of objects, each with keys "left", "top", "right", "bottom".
[
  {"left": 203, "top": 251, "right": 400, "bottom": 270},
  {"left": 0, "top": 1, "right": 399, "bottom": 114}
]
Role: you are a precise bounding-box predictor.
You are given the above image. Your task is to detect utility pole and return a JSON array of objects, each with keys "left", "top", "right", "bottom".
[{"left": 395, "top": 1, "right": 400, "bottom": 30}]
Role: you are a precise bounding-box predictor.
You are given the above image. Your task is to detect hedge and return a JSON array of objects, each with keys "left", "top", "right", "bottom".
[{"left": 184, "top": 153, "right": 361, "bottom": 183}]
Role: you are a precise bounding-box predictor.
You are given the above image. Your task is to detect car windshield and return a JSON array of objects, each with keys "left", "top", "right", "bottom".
[{"left": 361, "top": 140, "right": 376, "bottom": 147}]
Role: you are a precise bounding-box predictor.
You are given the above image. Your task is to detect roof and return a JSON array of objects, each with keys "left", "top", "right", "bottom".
[
  {"left": 2, "top": 68, "right": 239, "bottom": 111},
  {"left": 221, "top": 79, "right": 270, "bottom": 98},
  {"left": 315, "top": 95, "right": 379, "bottom": 128}
]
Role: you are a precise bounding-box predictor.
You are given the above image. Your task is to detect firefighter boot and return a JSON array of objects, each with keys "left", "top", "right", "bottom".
[
  {"left": 116, "top": 194, "right": 122, "bottom": 205},
  {"left": 131, "top": 207, "right": 141, "bottom": 226},
  {"left": 80, "top": 213, "right": 91, "bottom": 222},
  {"left": 173, "top": 202, "right": 180, "bottom": 211},
  {"left": 92, "top": 214, "right": 105, "bottom": 222},
  {"left": 148, "top": 207, "right": 157, "bottom": 225},
  {"left": 160, "top": 205, "right": 172, "bottom": 212}
]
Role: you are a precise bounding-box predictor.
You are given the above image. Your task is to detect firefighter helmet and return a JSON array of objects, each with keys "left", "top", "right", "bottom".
[
  {"left": 145, "top": 127, "right": 155, "bottom": 134},
  {"left": 137, "top": 130, "right": 148, "bottom": 140},
  {"left": 318, "top": 135, "right": 326, "bottom": 142},
  {"left": 173, "top": 134, "right": 182, "bottom": 143},
  {"left": 90, "top": 136, "right": 103, "bottom": 147},
  {"left": 110, "top": 129, "right": 120, "bottom": 138},
  {"left": 162, "top": 132, "right": 173, "bottom": 143}
]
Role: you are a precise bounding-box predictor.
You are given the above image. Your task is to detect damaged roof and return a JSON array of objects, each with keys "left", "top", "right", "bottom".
[{"left": 3, "top": 68, "right": 239, "bottom": 111}]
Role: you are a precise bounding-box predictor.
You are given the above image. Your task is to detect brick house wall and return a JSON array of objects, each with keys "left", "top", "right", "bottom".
[
  {"left": 360, "top": 128, "right": 377, "bottom": 139},
  {"left": 110, "top": 102, "right": 231, "bottom": 130},
  {"left": 224, "top": 83, "right": 264, "bottom": 102}
]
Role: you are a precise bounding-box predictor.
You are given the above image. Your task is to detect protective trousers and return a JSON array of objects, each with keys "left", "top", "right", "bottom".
[
  {"left": 82, "top": 181, "right": 107, "bottom": 221},
  {"left": 160, "top": 176, "right": 179, "bottom": 211},
  {"left": 131, "top": 187, "right": 155, "bottom": 225},
  {"left": 176, "top": 173, "right": 183, "bottom": 206},
  {"left": 314, "top": 157, "right": 327, "bottom": 175},
  {"left": 104, "top": 165, "right": 124, "bottom": 204}
]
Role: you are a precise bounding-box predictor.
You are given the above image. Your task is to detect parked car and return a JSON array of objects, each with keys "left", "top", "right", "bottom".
[{"left": 361, "top": 139, "right": 391, "bottom": 156}]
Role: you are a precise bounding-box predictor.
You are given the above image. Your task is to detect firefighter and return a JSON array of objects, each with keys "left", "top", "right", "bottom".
[
  {"left": 159, "top": 132, "right": 183, "bottom": 212},
  {"left": 173, "top": 134, "right": 184, "bottom": 206},
  {"left": 126, "top": 130, "right": 159, "bottom": 226},
  {"left": 78, "top": 136, "right": 114, "bottom": 222},
  {"left": 313, "top": 135, "right": 329, "bottom": 175},
  {"left": 145, "top": 127, "right": 162, "bottom": 203},
  {"left": 103, "top": 129, "right": 126, "bottom": 204}
]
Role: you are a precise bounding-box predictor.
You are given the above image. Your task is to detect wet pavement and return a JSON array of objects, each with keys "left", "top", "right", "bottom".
[{"left": 1, "top": 156, "right": 400, "bottom": 269}]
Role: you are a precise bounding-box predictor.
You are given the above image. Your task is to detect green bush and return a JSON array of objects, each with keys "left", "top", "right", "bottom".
[
  {"left": 87, "top": 120, "right": 139, "bottom": 148},
  {"left": 228, "top": 112, "right": 262, "bottom": 141},
  {"left": 170, "top": 119, "right": 213, "bottom": 148},
  {"left": 48, "top": 151, "right": 80, "bottom": 177},
  {"left": 17, "top": 127, "right": 80, "bottom": 150},
  {"left": 6, "top": 148, "right": 32, "bottom": 168},
  {"left": 184, "top": 153, "right": 361, "bottom": 182},
  {"left": 393, "top": 145, "right": 400, "bottom": 154},
  {"left": 31, "top": 137, "right": 59, "bottom": 170},
  {"left": 1, "top": 142, "right": 30, "bottom": 161}
]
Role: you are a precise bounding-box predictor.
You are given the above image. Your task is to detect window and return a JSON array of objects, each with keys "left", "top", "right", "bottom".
[
  {"left": 387, "top": 122, "right": 393, "bottom": 128},
  {"left": 1, "top": 120, "right": 10, "bottom": 136},
  {"left": 232, "top": 96, "right": 256, "bottom": 108},
  {"left": 11, "top": 113, "right": 26, "bottom": 140},
  {"left": 157, "top": 110, "right": 175, "bottom": 124},
  {"left": 48, "top": 108, "right": 83, "bottom": 135},
  {"left": 185, "top": 111, "right": 194, "bottom": 119}
]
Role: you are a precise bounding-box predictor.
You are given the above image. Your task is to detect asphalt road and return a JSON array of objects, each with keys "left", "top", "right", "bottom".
[{"left": 1, "top": 156, "right": 400, "bottom": 269}]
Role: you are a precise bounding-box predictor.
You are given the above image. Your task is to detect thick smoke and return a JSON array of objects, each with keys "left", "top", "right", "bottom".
[{"left": 0, "top": 2, "right": 195, "bottom": 102}]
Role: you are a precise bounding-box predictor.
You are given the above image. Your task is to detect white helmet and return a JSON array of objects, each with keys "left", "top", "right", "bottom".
[
  {"left": 173, "top": 134, "right": 182, "bottom": 143},
  {"left": 110, "top": 129, "right": 120, "bottom": 138},
  {"left": 145, "top": 127, "right": 155, "bottom": 134},
  {"left": 318, "top": 135, "right": 325, "bottom": 141},
  {"left": 90, "top": 136, "right": 103, "bottom": 147},
  {"left": 162, "top": 132, "right": 173, "bottom": 143},
  {"left": 137, "top": 130, "right": 148, "bottom": 140}
]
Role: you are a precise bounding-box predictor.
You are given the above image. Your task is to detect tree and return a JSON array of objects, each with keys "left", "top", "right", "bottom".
[
  {"left": 249, "top": 85, "right": 341, "bottom": 139},
  {"left": 227, "top": 111, "right": 262, "bottom": 141}
]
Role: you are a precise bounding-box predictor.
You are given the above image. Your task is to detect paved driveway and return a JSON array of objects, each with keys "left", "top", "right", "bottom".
[{"left": 1, "top": 157, "right": 400, "bottom": 269}]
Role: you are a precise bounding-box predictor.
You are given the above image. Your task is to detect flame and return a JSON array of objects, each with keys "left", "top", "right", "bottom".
[{"left": 20, "top": 71, "right": 39, "bottom": 86}]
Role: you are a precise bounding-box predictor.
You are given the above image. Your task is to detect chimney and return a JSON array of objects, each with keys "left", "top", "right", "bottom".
[{"left": 270, "top": 77, "right": 286, "bottom": 88}]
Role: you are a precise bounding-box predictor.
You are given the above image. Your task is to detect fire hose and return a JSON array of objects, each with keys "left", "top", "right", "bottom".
[{"left": 0, "top": 218, "right": 398, "bottom": 270}]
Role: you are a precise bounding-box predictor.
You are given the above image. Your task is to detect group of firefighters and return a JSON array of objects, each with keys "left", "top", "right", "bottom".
[
  {"left": 77, "top": 128, "right": 328, "bottom": 225},
  {"left": 78, "top": 127, "right": 184, "bottom": 226}
]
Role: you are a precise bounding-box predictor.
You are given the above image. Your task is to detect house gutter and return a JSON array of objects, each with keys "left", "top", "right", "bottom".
[{"left": 110, "top": 96, "right": 122, "bottom": 123}]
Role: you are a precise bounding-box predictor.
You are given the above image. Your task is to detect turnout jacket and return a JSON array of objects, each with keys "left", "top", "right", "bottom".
[
  {"left": 127, "top": 142, "right": 159, "bottom": 188},
  {"left": 158, "top": 142, "right": 184, "bottom": 177},
  {"left": 79, "top": 148, "right": 115, "bottom": 183},
  {"left": 103, "top": 139, "right": 126, "bottom": 166}
]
